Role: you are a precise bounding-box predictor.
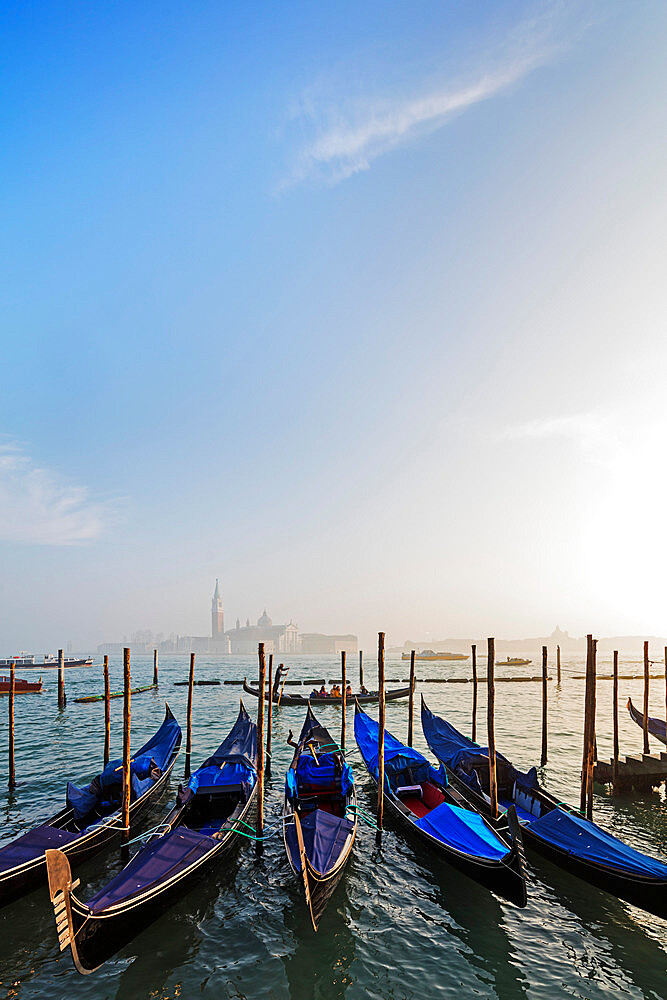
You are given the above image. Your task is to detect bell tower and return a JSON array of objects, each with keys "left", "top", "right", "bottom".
[{"left": 211, "top": 579, "right": 224, "bottom": 638}]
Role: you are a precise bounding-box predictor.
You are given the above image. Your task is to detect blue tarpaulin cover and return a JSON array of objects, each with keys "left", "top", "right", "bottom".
[
  {"left": 0, "top": 825, "right": 79, "bottom": 874},
  {"left": 66, "top": 709, "right": 181, "bottom": 821},
  {"left": 188, "top": 760, "right": 256, "bottom": 794},
  {"left": 285, "top": 809, "right": 354, "bottom": 875},
  {"left": 421, "top": 701, "right": 537, "bottom": 789},
  {"left": 415, "top": 803, "right": 509, "bottom": 861},
  {"left": 528, "top": 808, "right": 667, "bottom": 878},
  {"left": 355, "top": 707, "right": 509, "bottom": 860},
  {"left": 197, "top": 704, "right": 257, "bottom": 773},
  {"left": 87, "top": 827, "right": 216, "bottom": 913}
]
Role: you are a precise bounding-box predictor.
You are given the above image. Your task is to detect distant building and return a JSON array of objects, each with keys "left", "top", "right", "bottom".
[
  {"left": 211, "top": 579, "right": 224, "bottom": 638},
  {"left": 299, "top": 633, "right": 358, "bottom": 654},
  {"left": 227, "top": 610, "right": 299, "bottom": 655}
]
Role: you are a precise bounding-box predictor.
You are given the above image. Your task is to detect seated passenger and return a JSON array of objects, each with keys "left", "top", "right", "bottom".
[
  {"left": 310, "top": 689, "right": 319, "bottom": 698},
  {"left": 330, "top": 684, "right": 341, "bottom": 697},
  {"left": 319, "top": 685, "right": 327, "bottom": 697},
  {"left": 346, "top": 683, "right": 352, "bottom": 697},
  {"left": 360, "top": 684, "right": 369, "bottom": 695}
]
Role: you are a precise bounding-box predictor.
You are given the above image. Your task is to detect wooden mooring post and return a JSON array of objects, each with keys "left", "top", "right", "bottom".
[
  {"left": 471, "top": 644, "right": 477, "bottom": 742},
  {"left": 376, "top": 632, "right": 386, "bottom": 843},
  {"left": 359, "top": 650, "right": 364, "bottom": 689},
  {"left": 643, "top": 640, "right": 650, "bottom": 754},
  {"left": 256, "top": 643, "right": 266, "bottom": 851},
  {"left": 266, "top": 654, "right": 273, "bottom": 777},
  {"left": 8, "top": 659, "right": 16, "bottom": 789},
  {"left": 153, "top": 649, "right": 159, "bottom": 687},
  {"left": 57, "top": 648, "right": 65, "bottom": 709},
  {"left": 487, "top": 638, "right": 497, "bottom": 819},
  {"left": 121, "top": 647, "right": 131, "bottom": 857},
  {"left": 664, "top": 646, "right": 667, "bottom": 748},
  {"left": 340, "top": 651, "right": 347, "bottom": 750},
  {"left": 612, "top": 650, "right": 619, "bottom": 790},
  {"left": 407, "top": 650, "right": 415, "bottom": 747},
  {"left": 580, "top": 634, "right": 596, "bottom": 819},
  {"left": 557, "top": 645, "right": 561, "bottom": 685},
  {"left": 184, "top": 652, "right": 195, "bottom": 779},
  {"left": 541, "top": 646, "right": 548, "bottom": 766},
  {"left": 103, "top": 654, "right": 111, "bottom": 767}
]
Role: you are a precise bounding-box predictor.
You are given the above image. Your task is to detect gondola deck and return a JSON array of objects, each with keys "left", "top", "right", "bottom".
[
  {"left": 421, "top": 697, "right": 667, "bottom": 919},
  {"left": 46, "top": 702, "right": 258, "bottom": 974},
  {"left": 283, "top": 706, "right": 357, "bottom": 930},
  {"left": 354, "top": 702, "right": 527, "bottom": 907},
  {"left": 0, "top": 705, "right": 181, "bottom": 908}
]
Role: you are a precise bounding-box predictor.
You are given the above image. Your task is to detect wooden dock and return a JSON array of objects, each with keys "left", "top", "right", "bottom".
[{"left": 594, "top": 751, "right": 667, "bottom": 791}]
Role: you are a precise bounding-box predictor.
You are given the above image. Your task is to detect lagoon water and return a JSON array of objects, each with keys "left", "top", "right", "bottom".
[{"left": 1, "top": 652, "right": 666, "bottom": 1000}]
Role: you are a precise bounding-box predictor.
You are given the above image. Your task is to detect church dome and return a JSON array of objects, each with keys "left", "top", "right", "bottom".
[{"left": 257, "top": 609, "right": 272, "bottom": 627}]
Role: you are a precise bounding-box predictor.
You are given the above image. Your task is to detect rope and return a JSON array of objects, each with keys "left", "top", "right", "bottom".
[{"left": 345, "top": 803, "right": 379, "bottom": 831}]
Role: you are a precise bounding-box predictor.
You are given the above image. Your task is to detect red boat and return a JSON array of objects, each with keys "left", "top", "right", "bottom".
[{"left": 0, "top": 675, "right": 43, "bottom": 694}]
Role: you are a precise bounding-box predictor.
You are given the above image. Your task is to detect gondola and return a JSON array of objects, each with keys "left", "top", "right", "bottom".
[
  {"left": 627, "top": 697, "right": 667, "bottom": 746},
  {"left": 75, "top": 682, "right": 157, "bottom": 704},
  {"left": 354, "top": 703, "right": 527, "bottom": 907},
  {"left": 421, "top": 697, "right": 667, "bottom": 919},
  {"left": 46, "top": 702, "right": 258, "bottom": 974},
  {"left": 283, "top": 705, "right": 357, "bottom": 930},
  {"left": 0, "top": 704, "right": 181, "bottom": 908},
  {"left": 243, "top": 677, "right": 410, "bottom": 706}
]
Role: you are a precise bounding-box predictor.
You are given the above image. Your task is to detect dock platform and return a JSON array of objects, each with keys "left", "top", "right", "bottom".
[{"left": 594, "top": 751, "right": 667, "bottom": 791}]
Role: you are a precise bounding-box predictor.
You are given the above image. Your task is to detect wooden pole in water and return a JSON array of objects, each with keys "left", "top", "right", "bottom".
[
  {"left": 153, "top": 649, "right": 158, "bottom": 687},
  {"left": 121, "top": 647, "right": 131, "bottom": 856},
  {"left": 266, "top": 654, "right": 273, "bottom": 777},
  {"left": 407, "top": 650, "right": 415, "bottom": 747},
  {"left": 580, "top": 634, "right": 592, "bottom": 815},
  {"left": 376, "top": 632, "right": 385, "bottom": 842},
  {"left": 643, "top": 640, "right": 650, "bottom": 754},
  {"left": 664, "top": 646, "right": 667, "bottom": 752},
  {"left": 340, "top": 651, "right": 347, "bottom": 750},
  {"left": 541, "top": 645, "right": 548, "bottom": 766},
  {"left": 184, "top": 652, "right": 195, "bottom": 779},
  {"left": 8, "top": 659, "right": 15, "bottom": 790},
  {"left": 487, "top": 637, "right": 498, "bottom": 819},
  {"left": 359, "top": 650, "right": 364, "bottom": 689},
  {"left": 471, "top": 644, "right": 477, "bottom": 743},
  {"left": 256, "top": 643, "right": 266, "bottom": 849},
  {"left": 586, "top": 638, "right": 597, "bottom": 819},
  {"left": 612, "top": 650, "right": 619, "bottom": 791},
  {"left": 57, "top": 648, "right": 65, "bottom": 709},
  {"left": 103, "top": 654, "right": 110, "bottom": 767},
  {"left": 557, "top": 645, "right": 561, "bottom": 685}
]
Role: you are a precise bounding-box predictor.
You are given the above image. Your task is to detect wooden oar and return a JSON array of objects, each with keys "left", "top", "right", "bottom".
[
  {"left": 277, "top": 666, "right": 290, "bottom": 707},
  {"left": 293, "top": 809, "right": 316, "bottom": 931}
]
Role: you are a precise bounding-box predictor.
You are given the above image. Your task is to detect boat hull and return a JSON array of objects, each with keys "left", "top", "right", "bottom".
[
  {"left": 51, "top": 790, "right": 257, "bottom": 973},
  {"left": 0, "top": 710, "right": 181, "bottom": 908},
  {"left": 243, "top": 679, "right": 410, "bottom": 705}
]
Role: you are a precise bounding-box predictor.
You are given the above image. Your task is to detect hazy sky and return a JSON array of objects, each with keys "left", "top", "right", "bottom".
[{"left": 2, "top": 1, "right": 667, "bottom": 651}]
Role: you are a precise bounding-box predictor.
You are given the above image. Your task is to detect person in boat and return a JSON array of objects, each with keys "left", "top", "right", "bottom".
[
  {"left": 346, "top": 682, "right": 353, "bottom": 698},
  {"left": 330, "top": 684, "right": 341, "bottom": 698},
  {"left": 310, "top": 689, "right": 319, "bottom": 699},
  {"left": 360, "top": 684, "right": 369, "bottom": 695},
  {"left": 273, "top": 664, "right": 287, "bottom": 698},
  {"left": 319, "top": 685, "right": 327, "bottom": 697}
]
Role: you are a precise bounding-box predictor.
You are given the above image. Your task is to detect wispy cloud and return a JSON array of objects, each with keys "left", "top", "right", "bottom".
[
  {"left": 500, "top": 412, "right": 622, "bottom": 468},
  {"left": 0, "top": 441, "right": 119, "bottom": 545},
  {"left": 284, "top": 6, "right": 574, "bottom": 186}
]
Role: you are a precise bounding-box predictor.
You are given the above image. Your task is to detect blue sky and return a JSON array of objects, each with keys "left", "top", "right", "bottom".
[{"left": 2, "top": 1, "right": 667, "bottom": 650}]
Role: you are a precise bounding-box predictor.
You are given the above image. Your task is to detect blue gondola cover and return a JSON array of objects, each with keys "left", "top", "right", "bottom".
[
  {"left": 528, "top": 808, "right": 667, "bottom": 878},
  {"left": 414, "top": 803, "right": 509, "bottom": 861}
]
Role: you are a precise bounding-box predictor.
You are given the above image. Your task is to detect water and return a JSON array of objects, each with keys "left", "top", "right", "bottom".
[{"left": 1, "top": 653, "right": 666, "bottom": 999}]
